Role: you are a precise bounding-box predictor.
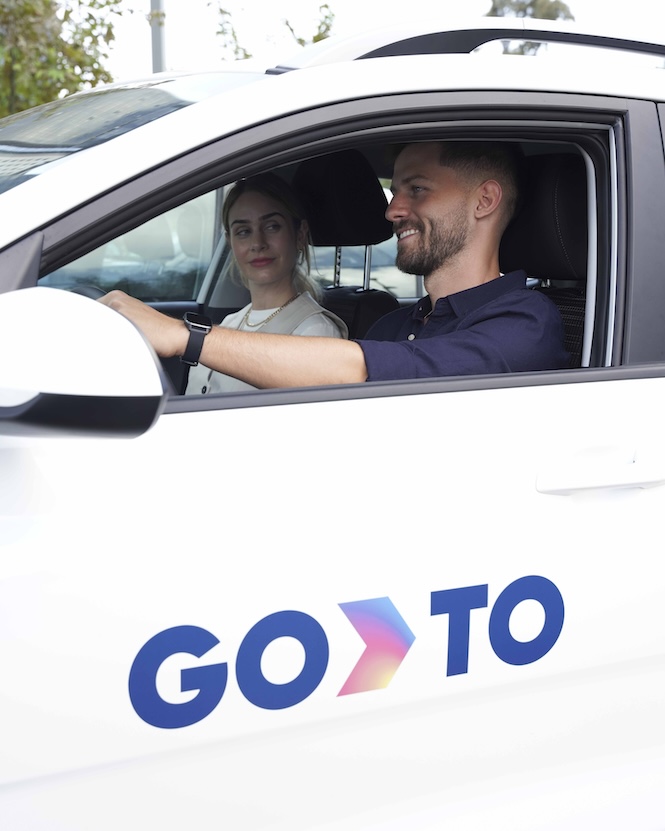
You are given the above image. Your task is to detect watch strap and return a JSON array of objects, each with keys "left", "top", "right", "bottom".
[
  {"left": 181, "top": 328, "right": 207, "bottom": 366},
  {"left": 181, "top": 315, "right": 212, "bottom": 367}
]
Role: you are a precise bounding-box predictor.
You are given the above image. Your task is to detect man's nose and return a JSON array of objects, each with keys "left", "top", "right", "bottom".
[{"left": 385, "top": 192, "right": 407, "bottom": 223}]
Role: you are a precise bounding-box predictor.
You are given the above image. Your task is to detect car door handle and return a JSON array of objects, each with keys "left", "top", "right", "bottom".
[{"left": 536, "top": 448, "right": 665, "bottom": 496}]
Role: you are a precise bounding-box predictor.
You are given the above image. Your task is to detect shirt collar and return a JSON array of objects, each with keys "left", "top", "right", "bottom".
[{"left": 412, "top": 270, "right": 527, "bottom": 321}]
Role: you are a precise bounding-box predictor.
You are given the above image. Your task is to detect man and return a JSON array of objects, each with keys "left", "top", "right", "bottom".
[{"left": 99, "top": 141, "right": 569, "bottom": 387}]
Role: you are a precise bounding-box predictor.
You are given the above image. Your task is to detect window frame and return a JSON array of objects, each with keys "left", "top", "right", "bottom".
[{"left": 11, "top": 87, "right": 663, "bottom": 409}]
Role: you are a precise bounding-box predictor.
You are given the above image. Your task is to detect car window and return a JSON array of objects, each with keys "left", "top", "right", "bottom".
[
  {"left": 41, "top": 192, "right": 219, "bottom": 302},
  {"left": 308, "top": 188, "right": 422, "bottom": 300},
  {"left": 0, "top": 72, "right": 266, "bottom": 195},
  {"left": 311, "top": 237, "right": 422, "bottom": 299}
]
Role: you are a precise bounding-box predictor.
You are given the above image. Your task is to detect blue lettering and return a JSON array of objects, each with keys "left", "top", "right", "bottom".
[
  {"left": 489, "top": 576, "right": 565, "bottom": 665},
  {"left": 430, "top": 584, "right": 489, "bottom": 676},
  {"left": 236, "top": 611, "right": 329, "bottom": 710},
  {"left": 130, "top": 577, "right": 565, "bottom": 727},
  {"left": 128, "top": 625, "right": 228, "bottom": 729}
]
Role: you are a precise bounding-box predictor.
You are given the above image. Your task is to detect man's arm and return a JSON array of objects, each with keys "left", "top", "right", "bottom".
[{"left": 99, "top": 291, "right": 368, "bottom": 388}]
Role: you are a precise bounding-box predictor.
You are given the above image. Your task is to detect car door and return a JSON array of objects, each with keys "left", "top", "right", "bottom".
[
  {"left": 2, "top": 84, "right": 665, "bottom": 829},
  {"left": 3, "top": 365, "right": 665, "bottom": 830}
]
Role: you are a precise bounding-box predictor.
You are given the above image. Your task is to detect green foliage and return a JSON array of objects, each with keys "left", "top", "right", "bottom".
[
  {"left": 487, "top": 0, "right": 573, "bottom": 16},
  {"left": 311, "top": 3, "right": 334, "bottom": 44},
  {"left": 0, "top": 0, "right": 124, "bottom": 116},
  {"left": 486, "top": 0, "right": 574, "bottom": 54},
  {"left": 285, "top": 4, "right": 335, "bottom": 47},
  {"left": 216, "top": 5, "right": 251, "bottom": 60},
  {"left": 210, "top": 2, "right": 334, "bottom": 60}
]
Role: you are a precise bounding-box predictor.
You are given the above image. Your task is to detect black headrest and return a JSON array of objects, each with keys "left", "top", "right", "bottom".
[
  {"left": 321, "top": 285, "right": 399, "bottom": 339},
  {"left": 500, "top": 153, "right": 587, "bottom": 283},
  {"left": 293, "top": 150, "right": 393, "bottom": 247}
]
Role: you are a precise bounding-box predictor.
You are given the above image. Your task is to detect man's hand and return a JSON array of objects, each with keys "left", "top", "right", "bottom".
[
  {"left": 99, "top": 291, "right": 187, "bottom": 358},
  {"left": 99, "top": 290, "right": 368, "bottom": 387}
]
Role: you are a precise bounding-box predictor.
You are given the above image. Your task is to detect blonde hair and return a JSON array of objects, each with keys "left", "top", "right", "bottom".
[{"left": 222, "top": 172, "right": 321, "bottom": 301}]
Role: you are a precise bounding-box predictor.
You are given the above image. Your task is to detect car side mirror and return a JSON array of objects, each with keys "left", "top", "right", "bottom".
[{"left": 0, "top": 287, "right": 168, "bottom": 437}]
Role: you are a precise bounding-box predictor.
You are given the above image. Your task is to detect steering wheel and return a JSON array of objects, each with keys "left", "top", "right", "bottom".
[
  {"left": 69, "top": 284, "right": 107, "bottom": 300},
  {"left": 66, "top": 283, "right": 184, "bottom": 393}
]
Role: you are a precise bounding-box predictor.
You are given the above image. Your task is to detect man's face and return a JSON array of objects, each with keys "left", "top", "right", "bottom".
[{"left": 386, "top": 143, "right": 471, "bottom": 277}]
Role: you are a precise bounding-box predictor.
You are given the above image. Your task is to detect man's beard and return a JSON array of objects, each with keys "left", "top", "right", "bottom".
[{"left": 395, "top": 208, "right": 469, "bottom": 277}]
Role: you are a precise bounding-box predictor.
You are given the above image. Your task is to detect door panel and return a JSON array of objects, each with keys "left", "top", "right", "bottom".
[{"left": 1, "top": 372, "right": 664, "bottom": 827}]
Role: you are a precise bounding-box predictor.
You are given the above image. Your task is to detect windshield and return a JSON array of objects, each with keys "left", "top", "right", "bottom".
[{"left": 0, "top": 71, "right": 265, "bottom": 195}]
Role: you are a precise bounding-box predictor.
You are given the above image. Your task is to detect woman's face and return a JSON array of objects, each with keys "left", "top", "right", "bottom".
[{"left": 226, "top": 190, "right": 304, "bottom": 291}]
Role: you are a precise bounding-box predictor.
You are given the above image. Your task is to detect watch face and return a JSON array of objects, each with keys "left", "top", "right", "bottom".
[{"left": 184, "top": 312, "right": 212, "bottom": 330}]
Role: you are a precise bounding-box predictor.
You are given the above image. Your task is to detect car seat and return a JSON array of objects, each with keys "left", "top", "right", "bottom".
[
  {"left": 499, "top": 152, "right": 588, "bottom": 368},
  {"left": 292, "top": 149, "right": 399, "bottom": 338}
]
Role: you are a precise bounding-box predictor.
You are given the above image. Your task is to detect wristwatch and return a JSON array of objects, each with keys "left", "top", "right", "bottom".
[{"left": 181, "top": 312, "right": 213, "bottom": 366}]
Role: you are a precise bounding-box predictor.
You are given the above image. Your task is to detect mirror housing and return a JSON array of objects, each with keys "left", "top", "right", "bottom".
[{"left": 0, "top": 287, "right": 168, "bottom": 437}]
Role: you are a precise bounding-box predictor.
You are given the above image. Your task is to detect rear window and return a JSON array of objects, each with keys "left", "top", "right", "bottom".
[{"left": 0, "top": 72, "right": 265, "bottom": 195}]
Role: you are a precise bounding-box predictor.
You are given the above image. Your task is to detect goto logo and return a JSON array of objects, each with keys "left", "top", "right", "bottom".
[{"left": 129, "top": 576, "right": 564, "bottom": 728}]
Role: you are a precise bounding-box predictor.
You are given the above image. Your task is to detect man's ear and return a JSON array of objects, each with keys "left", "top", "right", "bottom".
[{"left": 474, "top": 179, "right": 502, "bottom": 219}]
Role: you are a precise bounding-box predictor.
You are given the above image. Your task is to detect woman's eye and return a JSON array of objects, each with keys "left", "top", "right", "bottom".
[{"left": 265, "top": 223, "right": 281, "bottom": 233}]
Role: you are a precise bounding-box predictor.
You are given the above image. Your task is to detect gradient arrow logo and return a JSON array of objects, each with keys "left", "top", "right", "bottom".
[{"left": 338, "top": 597, "right": 416, "bottom": 696}]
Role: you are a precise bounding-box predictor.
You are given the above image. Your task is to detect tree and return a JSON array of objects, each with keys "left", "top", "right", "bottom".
[
  {"left": 215, "top": 5, "right": 251, "bottom": 60},
  {"left": 211, "top": 2, "right": 334, "bottom": 62},
  {"left": 486, "top": 0, "right": 574, "bottom": 55},
  {"left": 0, "top": 0, "right": 124, "bottom": 117},
  {"left": 285, "top": 3, "right": 334, "bottom": 47}
]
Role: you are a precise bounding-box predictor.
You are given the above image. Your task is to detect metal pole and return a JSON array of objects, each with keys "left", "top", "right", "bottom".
[{"left": 150, "top": 0, "right": 166, "bottom": 73}]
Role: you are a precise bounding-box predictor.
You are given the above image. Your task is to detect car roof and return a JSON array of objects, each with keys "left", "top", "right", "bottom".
[
  {"left": 1, "top": 19, "right": 664, "bottom": 250},
  {"left": 272, "top": 15, "right": 665, "bottom": 70}
]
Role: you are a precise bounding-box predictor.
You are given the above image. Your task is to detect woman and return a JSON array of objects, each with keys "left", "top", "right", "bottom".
[{"left": 186, "top": 172, "right": 348, "bottom": 394}]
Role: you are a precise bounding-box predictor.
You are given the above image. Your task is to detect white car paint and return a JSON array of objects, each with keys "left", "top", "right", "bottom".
[
  {"left": 2, "top": 18, "right": 665, "bottom": 830},
  {"left": 2, "top": 361, "right": 665, "bottom": 828},
  {"left": 2, "top": 49, "right": 665, "bottom": 248}
]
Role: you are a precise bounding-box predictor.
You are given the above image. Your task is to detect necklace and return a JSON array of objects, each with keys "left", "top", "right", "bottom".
[{"left": 239, "top": 293, "right": 300, "bottom": 329}]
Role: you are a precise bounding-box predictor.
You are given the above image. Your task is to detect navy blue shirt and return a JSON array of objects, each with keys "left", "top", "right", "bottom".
[{"left": 358, "top": 270, "right": 569, "bottom": 381}]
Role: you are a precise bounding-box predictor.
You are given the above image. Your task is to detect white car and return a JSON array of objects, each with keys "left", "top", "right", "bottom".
[{"left": 2, "top": 18, "right": 665, "bottom": 830}]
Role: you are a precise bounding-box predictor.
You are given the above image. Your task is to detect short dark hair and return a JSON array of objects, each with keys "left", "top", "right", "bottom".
[{"left": 437, "top": 141, "right": 525, "bottom": 229}]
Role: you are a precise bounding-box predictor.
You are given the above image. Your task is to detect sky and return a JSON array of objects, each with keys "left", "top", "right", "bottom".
[{"left": 105, "top": 0, "right": 665, "bottom": 80}]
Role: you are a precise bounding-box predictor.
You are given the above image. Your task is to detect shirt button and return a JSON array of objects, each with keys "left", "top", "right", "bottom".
[
  {"left": 407, "top": 333, "right": 416, "bottom": 341},
  {"left": 201, "top": 386, "right": 207, "bottom": 394}
]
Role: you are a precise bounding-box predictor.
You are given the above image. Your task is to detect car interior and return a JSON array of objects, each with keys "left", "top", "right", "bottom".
[
  {"left": 40, "top": 135, "right": 593, "bottom": 395},
  {"left": 185, "top": 139, "right": 590, "bottom": 393},
  {"left": 499, "top": 149, "right": 589, "bottom": 369}
]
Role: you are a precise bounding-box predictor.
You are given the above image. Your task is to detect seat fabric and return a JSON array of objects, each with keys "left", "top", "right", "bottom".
[{"left": 500, "top": 153, "right": 588, "bottom": 368}]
